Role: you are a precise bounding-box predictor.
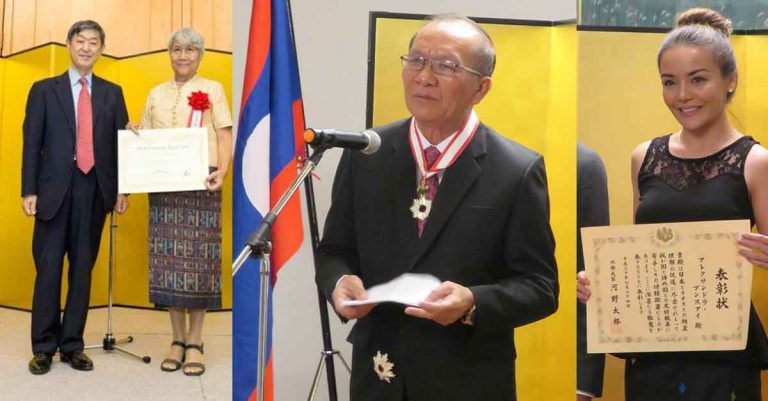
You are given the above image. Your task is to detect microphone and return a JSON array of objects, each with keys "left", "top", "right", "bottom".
[{"left": 304, "top": 128, "right": 381, "bottom": 155}]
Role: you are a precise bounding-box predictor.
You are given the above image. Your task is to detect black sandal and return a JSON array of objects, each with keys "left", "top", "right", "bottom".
[
  {"left": 182, "top": 344, "right": 205, "bottom": 376},
  {"left": 160, "top": 341, "right": 186, "bottom": 372}
]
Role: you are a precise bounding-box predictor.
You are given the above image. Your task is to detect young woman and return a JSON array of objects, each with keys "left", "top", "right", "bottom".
[{"left": 579, "top": 8, "right": 768, "bottom": 401}]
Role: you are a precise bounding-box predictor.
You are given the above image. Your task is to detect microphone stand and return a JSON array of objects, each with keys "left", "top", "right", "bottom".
[
  {"left": 303, "top": 147, "right": 350, "bottom": 401},
  {"left": 232, "top": 146, "right": 327, "bottom": 401},
  {"left": 85, "top": 212, "right": 151, "bottom": 363}
]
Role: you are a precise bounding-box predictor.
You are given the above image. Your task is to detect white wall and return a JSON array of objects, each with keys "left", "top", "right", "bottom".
[{"left": 232, "top": 1, "right": 575, "bottom": 400}]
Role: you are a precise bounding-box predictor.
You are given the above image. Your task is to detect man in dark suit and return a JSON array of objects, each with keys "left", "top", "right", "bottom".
[
  {"left": 576, "top": 142, "right": 609, "bottom": 400},
  {"left": 316, "top": 15, "right": 558, "bottom": 401},
  {"left": 21, "top": 20, "right": 129, "bottom": 374}
]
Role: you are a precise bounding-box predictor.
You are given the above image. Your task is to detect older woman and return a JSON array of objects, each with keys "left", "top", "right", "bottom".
[{"left": 138, "top": 28, "right": 232, "bottom": 376}]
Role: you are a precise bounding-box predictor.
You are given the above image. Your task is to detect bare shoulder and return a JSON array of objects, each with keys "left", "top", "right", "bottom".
[
  {"left": 631, "top": 140, "right": 652, "bottom": 169},
  {"left": 746, "top": 142, "right": 768, "bottom": 162},
  {"left": 745, "top": 143, "right": 768, "bottom": 184}
]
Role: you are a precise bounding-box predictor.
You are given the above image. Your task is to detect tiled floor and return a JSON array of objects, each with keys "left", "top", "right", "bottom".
[{"left": 0, "top": 307, "right": 231, "bottom": 401}]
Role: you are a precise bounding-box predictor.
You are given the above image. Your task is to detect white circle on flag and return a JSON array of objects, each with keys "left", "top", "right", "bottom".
[{"left": 242, "top": 114, "right": 271, "bottom": 214}]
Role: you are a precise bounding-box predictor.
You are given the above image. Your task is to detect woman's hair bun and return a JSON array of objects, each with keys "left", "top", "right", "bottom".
[{"left": 677, "top": 8, "right": 733, "bottom": 37}]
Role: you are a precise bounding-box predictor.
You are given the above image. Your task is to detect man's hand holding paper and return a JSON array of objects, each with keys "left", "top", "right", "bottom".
[
  {"left": 340, "top": 273, "right": 441, "bottom": 307},
  {"left": 404, "top": 281, "right": 475, "bottom": 326},
  {"left": 333, "top": 275, "right": 375, "bottom": 320}
]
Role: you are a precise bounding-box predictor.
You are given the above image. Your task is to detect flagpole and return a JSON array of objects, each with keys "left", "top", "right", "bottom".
[
  {"left": 256, "top": 248, "right": 271, "bottom": 401},
  {"left": 233, "top": 148, "right": 332, "bottom": 401},
  {"left": 282, "top": 0, "right": 343, "bottom": 399}
]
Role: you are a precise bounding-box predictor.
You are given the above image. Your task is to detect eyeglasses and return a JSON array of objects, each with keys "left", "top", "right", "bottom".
[{"left": 400, "top": 55, "right": 485, "bottom": 77}]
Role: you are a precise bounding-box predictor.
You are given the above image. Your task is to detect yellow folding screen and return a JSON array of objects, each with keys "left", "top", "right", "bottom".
[{"left": 0, "top": 44, "right": 233, "bottom": 310}]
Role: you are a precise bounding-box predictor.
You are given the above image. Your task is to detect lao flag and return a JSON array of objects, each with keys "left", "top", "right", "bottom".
[{"left": 233, "top": 0, "right": 306, "bottom": 400}]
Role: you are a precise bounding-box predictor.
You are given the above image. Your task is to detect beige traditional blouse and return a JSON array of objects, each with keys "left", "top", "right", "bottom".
[{"left": 140, "top": 75, "right": 232, "bottom": 167}]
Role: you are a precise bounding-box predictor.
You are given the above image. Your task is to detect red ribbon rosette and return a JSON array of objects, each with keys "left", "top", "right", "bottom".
[
  {"left": 187, "top": 91, "right": 210, "bottom": 128},
  {"left": 188, "top": 91, "right": 211, "bottom": 111}
]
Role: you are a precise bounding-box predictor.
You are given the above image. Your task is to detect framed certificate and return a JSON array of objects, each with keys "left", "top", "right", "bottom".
[
  {"left": 582, "top": 220, "right": 752, "bottom": 353},
  {"left": 117, "top": 127, "right": 209, "bottom": 194}
]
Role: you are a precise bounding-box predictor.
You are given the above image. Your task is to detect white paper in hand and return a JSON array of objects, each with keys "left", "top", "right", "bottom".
[{"left": 341, "top": 273, "right": 441, "bottom": 307}]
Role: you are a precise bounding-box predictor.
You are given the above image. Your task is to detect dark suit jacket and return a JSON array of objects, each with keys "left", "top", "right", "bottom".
[
  {"left": 316, "top": 119, "right": 559, "bottom": 401},
  {"left": 576, "top": 142, "right": 609, "bottom": 397},
  {"left": 21, "top": 71, "right": 128, "bottom": 221}
]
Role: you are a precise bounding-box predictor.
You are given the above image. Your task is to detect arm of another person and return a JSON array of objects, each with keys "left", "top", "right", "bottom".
[
  {"left": 114, "top": 86, "right": 130, "bottom": 214},
  {"left": 315, "top": 150, "right": 374, "bottom": 321},
  {"left": 205, "top": 127, "right": 232, "bottom": 191},
  {"left": 578, "top": 141, "right": 650, "bottom": 301},
  {"left": 576, "top": 146, "right": 610, "bottom": 399},
  {"left": 630, "top": 141, "right": 651, "bottom": 217},
  {"left": 737, "top": 144, "right": 768, "bottom": 267},
  {"left": 474, "top": 155, "right": 559, "bottom": 334},
  {"left": 21, "top": 83, "right": 45, "bottom": 217},
  {"left": 205, "top": 81, "right": 233, "bottom": 192}
]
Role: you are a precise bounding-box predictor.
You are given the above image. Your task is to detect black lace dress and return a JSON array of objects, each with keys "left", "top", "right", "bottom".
[{"left": 625, "top": 134, "right": 768, "bottom": 401}]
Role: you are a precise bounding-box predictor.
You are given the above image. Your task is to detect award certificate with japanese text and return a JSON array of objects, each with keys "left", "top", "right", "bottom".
[
  {"left": 582, "top": 219, "right": 752, "bottom": 353},
  {"left": 117, "top": 128, "right": 209, "bottom": 193}
]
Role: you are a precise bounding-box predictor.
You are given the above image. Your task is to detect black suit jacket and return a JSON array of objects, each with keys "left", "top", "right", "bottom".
[
  {"left": 316, "top": 119, "right": 559, "bottom": 401},
  {"left": 576, "top": 142, "right": 609, "bottom": 397},
  {"left": 22, "top": 71, "right": 128, "bottom": 221}
]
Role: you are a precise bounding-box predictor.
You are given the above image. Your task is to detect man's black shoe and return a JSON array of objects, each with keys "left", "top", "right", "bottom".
[
  {"left": 60, "top": 350, "right": 93, "bottom": 371},
  {"left": 29, "top": 352, "right": 53, "bottom": 375}
]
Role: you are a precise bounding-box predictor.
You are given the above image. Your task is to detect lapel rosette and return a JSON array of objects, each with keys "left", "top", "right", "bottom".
[{"left": 187, "top": 91, "right": 211, "bottom": 128}]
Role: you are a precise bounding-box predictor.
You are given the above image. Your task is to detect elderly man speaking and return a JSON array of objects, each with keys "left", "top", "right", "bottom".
[{"left": 315, "top": 15, "right": 559, "bottom": 401}]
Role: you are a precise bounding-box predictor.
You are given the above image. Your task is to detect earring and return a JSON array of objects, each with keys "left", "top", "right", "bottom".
[{"left": 728, "top": 88, "right": 734, "bottom": 93}]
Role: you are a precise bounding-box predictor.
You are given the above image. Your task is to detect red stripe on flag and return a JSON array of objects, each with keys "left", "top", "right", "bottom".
[
  {"left": 247, "top": 355, "right": 275, "bottom": 401},
  {"left": 269, "top": 160, "right": 304, "bottom": 282},
  {"left": 241, "top": 0, "right": 271, "bottom": 112},
  {"left": 292, "top": 99, "right": 307, "bottom": 161}
]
